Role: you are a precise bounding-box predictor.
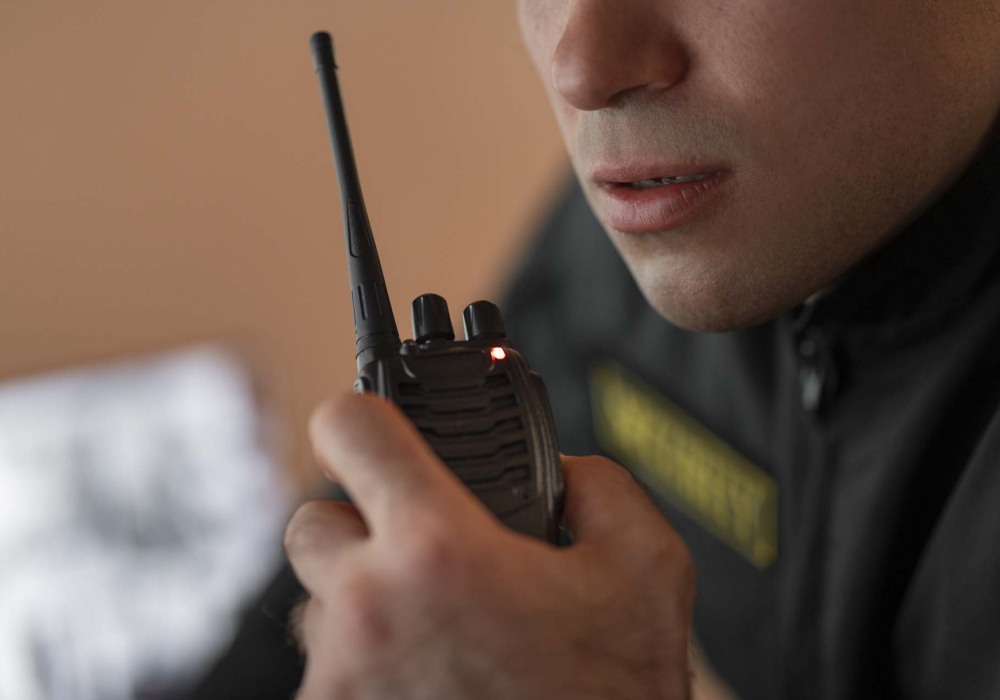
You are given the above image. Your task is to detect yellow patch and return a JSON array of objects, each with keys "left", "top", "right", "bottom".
[{"left": 589, "top": 362, "right": 778, "bottom": 568}]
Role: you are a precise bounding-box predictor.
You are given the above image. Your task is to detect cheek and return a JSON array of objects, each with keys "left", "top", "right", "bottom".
[
  {"left": 699, "top": 1, "right": 866, "bottom": 145},
  {"left": 709, "top": 0, "right": 951, "bottom": 167},
  {"left": 516, "top": 0, "right": 577, "bottom": 126},
  {"left": 516, "top": 0, "right": 565, "bottom": 69}
]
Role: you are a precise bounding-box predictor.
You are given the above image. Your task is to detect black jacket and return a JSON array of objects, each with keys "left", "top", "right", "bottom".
[{"left": 192, "top": 137, "right": 1000, "bottom": 700}]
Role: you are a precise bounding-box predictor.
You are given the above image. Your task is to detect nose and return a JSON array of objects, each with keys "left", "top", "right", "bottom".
[{"left": 551, "top": 0, "right": 688, "bottom": 111}]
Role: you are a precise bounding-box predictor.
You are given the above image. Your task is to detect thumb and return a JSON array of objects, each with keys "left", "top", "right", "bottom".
[
  {"left": 561, "top": 455, "right": 672, "bottom": 550},
  {"left": 309, "top": 392, "right": 480, "bottom": 534}
]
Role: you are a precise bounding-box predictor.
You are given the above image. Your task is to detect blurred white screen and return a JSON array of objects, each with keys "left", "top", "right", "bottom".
[{"left": 0, "top": 347, "right": 293, "bottom": 700}]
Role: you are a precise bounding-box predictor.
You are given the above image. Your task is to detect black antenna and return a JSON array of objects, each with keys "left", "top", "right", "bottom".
[{"left": 310, "top": 31, "right": 400, "bottom": 369}]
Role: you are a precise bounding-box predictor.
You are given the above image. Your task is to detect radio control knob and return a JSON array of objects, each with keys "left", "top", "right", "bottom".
[
  {"left": 463, "top": 300, "right": 507, "bottom": 341},
  {"left": 412, "top": 294, "right": 455, "bottom": 343}
]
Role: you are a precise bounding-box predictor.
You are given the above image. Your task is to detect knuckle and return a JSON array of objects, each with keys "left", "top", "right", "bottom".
[
  {"left": 564, "top": 455, "right": 641, "bottom": 497},
  {"left": 591, "top": 455, "right": 632, "bottom": 476},
  {"left": 284, "top": 501, "right": 332, "bottom": 556},
  {"left": 583, "top": 455, "right": 638, "bottom": 487},
  {"left": 666, "top": 541, "right": 696, "bottom": 616},
  {"left": 404, "top": 516, "right": 460, "bottom": 579},
  {"left": 649, "top": 529, "right": 696, "bottom": 589},
  {"left": 566, "top": 454, "right": 623, "bottom": 476},
  {"left": 662, "top": 535, "right": 696, "bottom": 602},
  {"left": 337, "top": 569, "right": 393, "bottom": 649},
  {"left": 308, "top": 394, "right": 354, "bottom": 444},
  {"left": 673, "top": 537, "right": 696, "bottom": 584}
]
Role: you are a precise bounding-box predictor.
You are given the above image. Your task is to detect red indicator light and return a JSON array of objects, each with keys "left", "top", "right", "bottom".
[{"left": 490, "top": 347, "right": 507, "bottom": 361}]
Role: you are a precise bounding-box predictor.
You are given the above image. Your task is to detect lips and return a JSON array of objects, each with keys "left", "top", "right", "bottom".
[{"left": 592, "top": 164, "right": 730, "bottom": 233}]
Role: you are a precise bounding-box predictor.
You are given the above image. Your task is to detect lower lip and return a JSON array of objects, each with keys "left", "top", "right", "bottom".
[{"left": 596, "top": 173, "right": 730, "bottom": 233}]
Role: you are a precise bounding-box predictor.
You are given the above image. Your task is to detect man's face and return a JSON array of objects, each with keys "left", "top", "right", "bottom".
[{"left": 518, "top": 0, "right": 1000, "bottom": 331}]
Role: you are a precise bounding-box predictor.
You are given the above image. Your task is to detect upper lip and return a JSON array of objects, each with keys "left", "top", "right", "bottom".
[{"left": 591, "top": 162, "right": 726, "bottom": 187}]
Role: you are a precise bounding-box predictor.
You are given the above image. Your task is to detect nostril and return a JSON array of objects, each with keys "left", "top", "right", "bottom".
[
  {"left": 550, "top": 11, "right": 688, "bottom": 112},
  {"left": 551, "top": 44, "right": 611, "bottom": 111}
]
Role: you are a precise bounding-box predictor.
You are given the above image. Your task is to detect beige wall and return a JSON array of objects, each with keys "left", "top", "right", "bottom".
[{"left": 0, "top": 2, "right": 566, "bottom": 491}]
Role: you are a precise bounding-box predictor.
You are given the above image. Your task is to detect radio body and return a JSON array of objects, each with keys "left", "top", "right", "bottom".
[{"left": 310, "top": 32, "right": 565, "bottom": 543}]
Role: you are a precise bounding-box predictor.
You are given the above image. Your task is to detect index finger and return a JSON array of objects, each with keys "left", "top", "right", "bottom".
[{"left": 308, "top": 392, "right": 478, "bottom": 533}]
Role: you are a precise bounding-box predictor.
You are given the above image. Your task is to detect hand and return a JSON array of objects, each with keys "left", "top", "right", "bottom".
[{"left": 284, "top": 393, "right": 695, "bottom": 700}]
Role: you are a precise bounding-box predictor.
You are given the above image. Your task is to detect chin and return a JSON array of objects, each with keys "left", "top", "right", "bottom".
[
  {"left": 648, "top": 298, "right": 776, "bottom": 333},
  {"left": 628, "top": 261, "right": 804, "bottom": 334},
  {"left": 646, "top": 294, "right": 776, "bottom": 333}
]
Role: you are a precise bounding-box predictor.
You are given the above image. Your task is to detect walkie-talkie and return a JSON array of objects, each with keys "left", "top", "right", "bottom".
[{"left": 309, "top": 32, "right": 564, "bottom": 544}]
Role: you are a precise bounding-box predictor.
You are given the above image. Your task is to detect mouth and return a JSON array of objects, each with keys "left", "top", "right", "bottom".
[
  {"left": 591, "top": 164, "right": 730, "bottom": 233},
  {"left": 593, "top": 163, "right": 723, "bottom": 189},
  {"left": 636, "top": 174, "right": 713, "bottom": 186}
]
